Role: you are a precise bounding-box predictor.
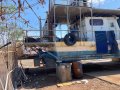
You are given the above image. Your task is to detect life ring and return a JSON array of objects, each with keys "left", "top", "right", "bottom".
[{"left": 64, "top": 33, "right": 77, "bottom": 46}]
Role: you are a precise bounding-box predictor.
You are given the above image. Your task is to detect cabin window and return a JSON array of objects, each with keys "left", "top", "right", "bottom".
[{"left": 90, "top": 19, "right": 103, "bottom": 26}]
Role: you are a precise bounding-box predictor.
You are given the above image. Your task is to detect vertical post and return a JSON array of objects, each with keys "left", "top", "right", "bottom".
[
  {"left": 67, "top": 0, "right": 69, "bottom": 33},
  {"left": 90, "top": 0, "right": 94, "bottom": 45},
  {"left": 79, "top": 7, "right": 82, "bottom": 45},
  {"left": 39, "top": 17, "right": 42, "bottom": 38},
  {"left": 48, "top": 0, "right": 54, "bottom": 42},
  {"left": 53, "top": 1, "right": 56, "bottom": 41},
  {"left": 49, "top": 0, "right": 50, "bottom": 15},
  {"left": 98, "top": 0, "right": 100, "bottom": 8}
]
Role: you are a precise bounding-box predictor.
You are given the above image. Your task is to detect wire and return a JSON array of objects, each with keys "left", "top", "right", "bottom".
[
  {"left": 24, "top": 0, "right": 40, "bottom": 20},
  {"left": 4, "top": 1, "right": 40, "bottom": 16},
  {"left": 17, "top": 18, "right": 38, "bottom": 29}
]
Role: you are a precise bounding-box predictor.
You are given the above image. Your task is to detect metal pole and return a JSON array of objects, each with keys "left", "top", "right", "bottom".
[
  {"left": 49, "top": 0, "right": 50, "bottom": 14},
  {"left": 5, "top": 70, "right": 14, "bottom": 90},
  {"left": 67, "top": 0, "right": 69, "bottom": 33},
  {"left": 54, "top": 2, "right": 56, "bottom": 42},
  {"left": 90, "top": 0, "right": 94, "bottom": 45},
  {"left": 39, "top": 17, "right": 42, "bottom": 38},
  {"left": 99, "top": 0, "right": 100, "bottom": 8},
  {"left": 79, "top": 7, "right": 82, "bottom": 45}
]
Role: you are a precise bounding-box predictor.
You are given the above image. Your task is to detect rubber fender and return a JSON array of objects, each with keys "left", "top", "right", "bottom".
[{"left": 64, "top": 33, "right": 77, "bottom": 46}]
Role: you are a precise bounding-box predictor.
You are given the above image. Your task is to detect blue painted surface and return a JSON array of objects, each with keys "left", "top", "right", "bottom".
[
  {"left": 33, "top": 50, "right": 120, "bottom": 63},
  {"left": 107, "top": 31, "right": 119, "bottom": 54},
  {"left": 56, "top": 50, "right": 120, "bottom": 61},
  {"left": 57, "top": 51, "right": 96, "bottom": 57},
  {"left": 95, "top": 31, "right": 108, "bottom": 54}
]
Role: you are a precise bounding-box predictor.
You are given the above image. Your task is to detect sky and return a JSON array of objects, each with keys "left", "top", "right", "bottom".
[
  {"left": 9, "top": 0, "right": 120, "bottom": 37},
  {"left": 17, "top": 0, "right": 120, "bottom": 30},
  {"left": 1, "top": 0, "right": 120, "bottom": 44}
]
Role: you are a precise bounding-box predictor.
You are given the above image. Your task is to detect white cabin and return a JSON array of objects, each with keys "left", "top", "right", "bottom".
[{"left": 81, "top": 17, "right": 120, "bottom": 41}]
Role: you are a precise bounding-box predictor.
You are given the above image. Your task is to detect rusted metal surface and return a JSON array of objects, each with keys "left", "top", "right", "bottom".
[{"left": 72, "top": 62, "right": 83, "bottom": 78}]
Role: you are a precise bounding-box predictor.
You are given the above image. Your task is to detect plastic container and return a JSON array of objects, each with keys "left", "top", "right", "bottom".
[{"left": 56, "top": 63, "right": 72, "bottom": 82}]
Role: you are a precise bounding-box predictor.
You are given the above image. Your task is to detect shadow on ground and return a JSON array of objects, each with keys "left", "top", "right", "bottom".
[{"left": 19, "top": 61, "right": 120, "bottom": 89}]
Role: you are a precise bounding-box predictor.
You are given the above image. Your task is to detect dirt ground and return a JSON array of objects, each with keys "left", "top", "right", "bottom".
[
  {"left": 19, "top": 71, "right": 120, "bottom": 90},
  {"left": 17, "top": 59, "right": 120, "bottom": 90},
  {"left": 1, "top": 56, "right": 120, "bottom": 90}
]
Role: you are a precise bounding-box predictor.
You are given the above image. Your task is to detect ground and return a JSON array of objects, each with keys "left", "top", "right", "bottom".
[
  {"left": 18, "top": 59, "right": 120, "bottom": 90},
  {"left": 19, "top": 73, "right": 120, "bottom": 90}
]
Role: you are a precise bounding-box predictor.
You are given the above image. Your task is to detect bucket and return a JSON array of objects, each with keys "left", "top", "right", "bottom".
[{"left": 56, "top": 63, "right": 72, "bottom": 82}]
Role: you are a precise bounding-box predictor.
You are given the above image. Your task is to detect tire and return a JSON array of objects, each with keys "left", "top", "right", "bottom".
[{"left": 64, "top": 33, "right": 77, "bottom": 46}]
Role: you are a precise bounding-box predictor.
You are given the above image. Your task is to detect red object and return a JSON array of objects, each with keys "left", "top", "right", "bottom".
[{"left": 72, "top": 62, "right": 83, "bottom": 78}]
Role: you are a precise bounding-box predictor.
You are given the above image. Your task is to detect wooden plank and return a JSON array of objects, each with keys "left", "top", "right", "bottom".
[{"left": 18, "top": 59, "right": 35, "bottom": 68}]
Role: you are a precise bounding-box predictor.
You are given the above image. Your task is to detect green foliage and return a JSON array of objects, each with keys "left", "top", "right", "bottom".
[
  {"left": 9, "top": 29, "right": 25, "bottom": 41},
  {"left": 6, "top": 5, "right": 16, "bottom": 14},
  {"left": 0, "top": 4, "right": 24, "bottom": 42}
]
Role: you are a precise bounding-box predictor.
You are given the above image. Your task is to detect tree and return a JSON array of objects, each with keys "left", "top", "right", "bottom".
[{"left": 0, "top": 1, "right": 25, "bottom": 45}]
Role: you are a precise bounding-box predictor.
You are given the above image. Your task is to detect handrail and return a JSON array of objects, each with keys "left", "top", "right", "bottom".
[
  {"left": 50, "top": 0, "right": 92, "bottom": 7},
  {"left": 23, "top": 29, "right": 120, "bottom": 43}
]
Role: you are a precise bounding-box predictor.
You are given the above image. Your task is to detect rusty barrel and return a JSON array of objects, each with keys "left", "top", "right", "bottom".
[{"left": 71, "top": 61, "right": 83, "bottom": 78}]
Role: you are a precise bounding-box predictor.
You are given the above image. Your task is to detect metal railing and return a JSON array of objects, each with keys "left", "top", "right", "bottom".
[
  {"left": 23, "top": 29, "right": 120, "bottom": 44},
  {"left": 51, "top": 0, "right": 91, "bottom": 6}
]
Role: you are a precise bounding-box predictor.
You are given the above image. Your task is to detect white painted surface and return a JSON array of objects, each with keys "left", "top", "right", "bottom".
[{"left": 82, "top": 17, "right": 120, "bottom": 41}]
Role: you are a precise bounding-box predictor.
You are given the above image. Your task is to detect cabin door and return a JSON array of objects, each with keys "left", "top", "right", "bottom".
[{"left": 107, "top": 19, "right": 119, "bottom": 54}]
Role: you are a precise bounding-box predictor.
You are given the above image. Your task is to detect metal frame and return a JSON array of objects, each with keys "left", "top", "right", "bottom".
[{"left": 22, "top": 0, "right": 120, "bottom": 61}]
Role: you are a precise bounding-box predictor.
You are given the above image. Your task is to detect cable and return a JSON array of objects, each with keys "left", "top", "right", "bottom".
[
  {"left": 24, "top": 0, "right": 40, "bottom": 20},
  {"left": 17, "top": 18, "right": 38, "bottom": 29},
  {"left": 3, "top": 1, "right": 40, "bottom": 16}
]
